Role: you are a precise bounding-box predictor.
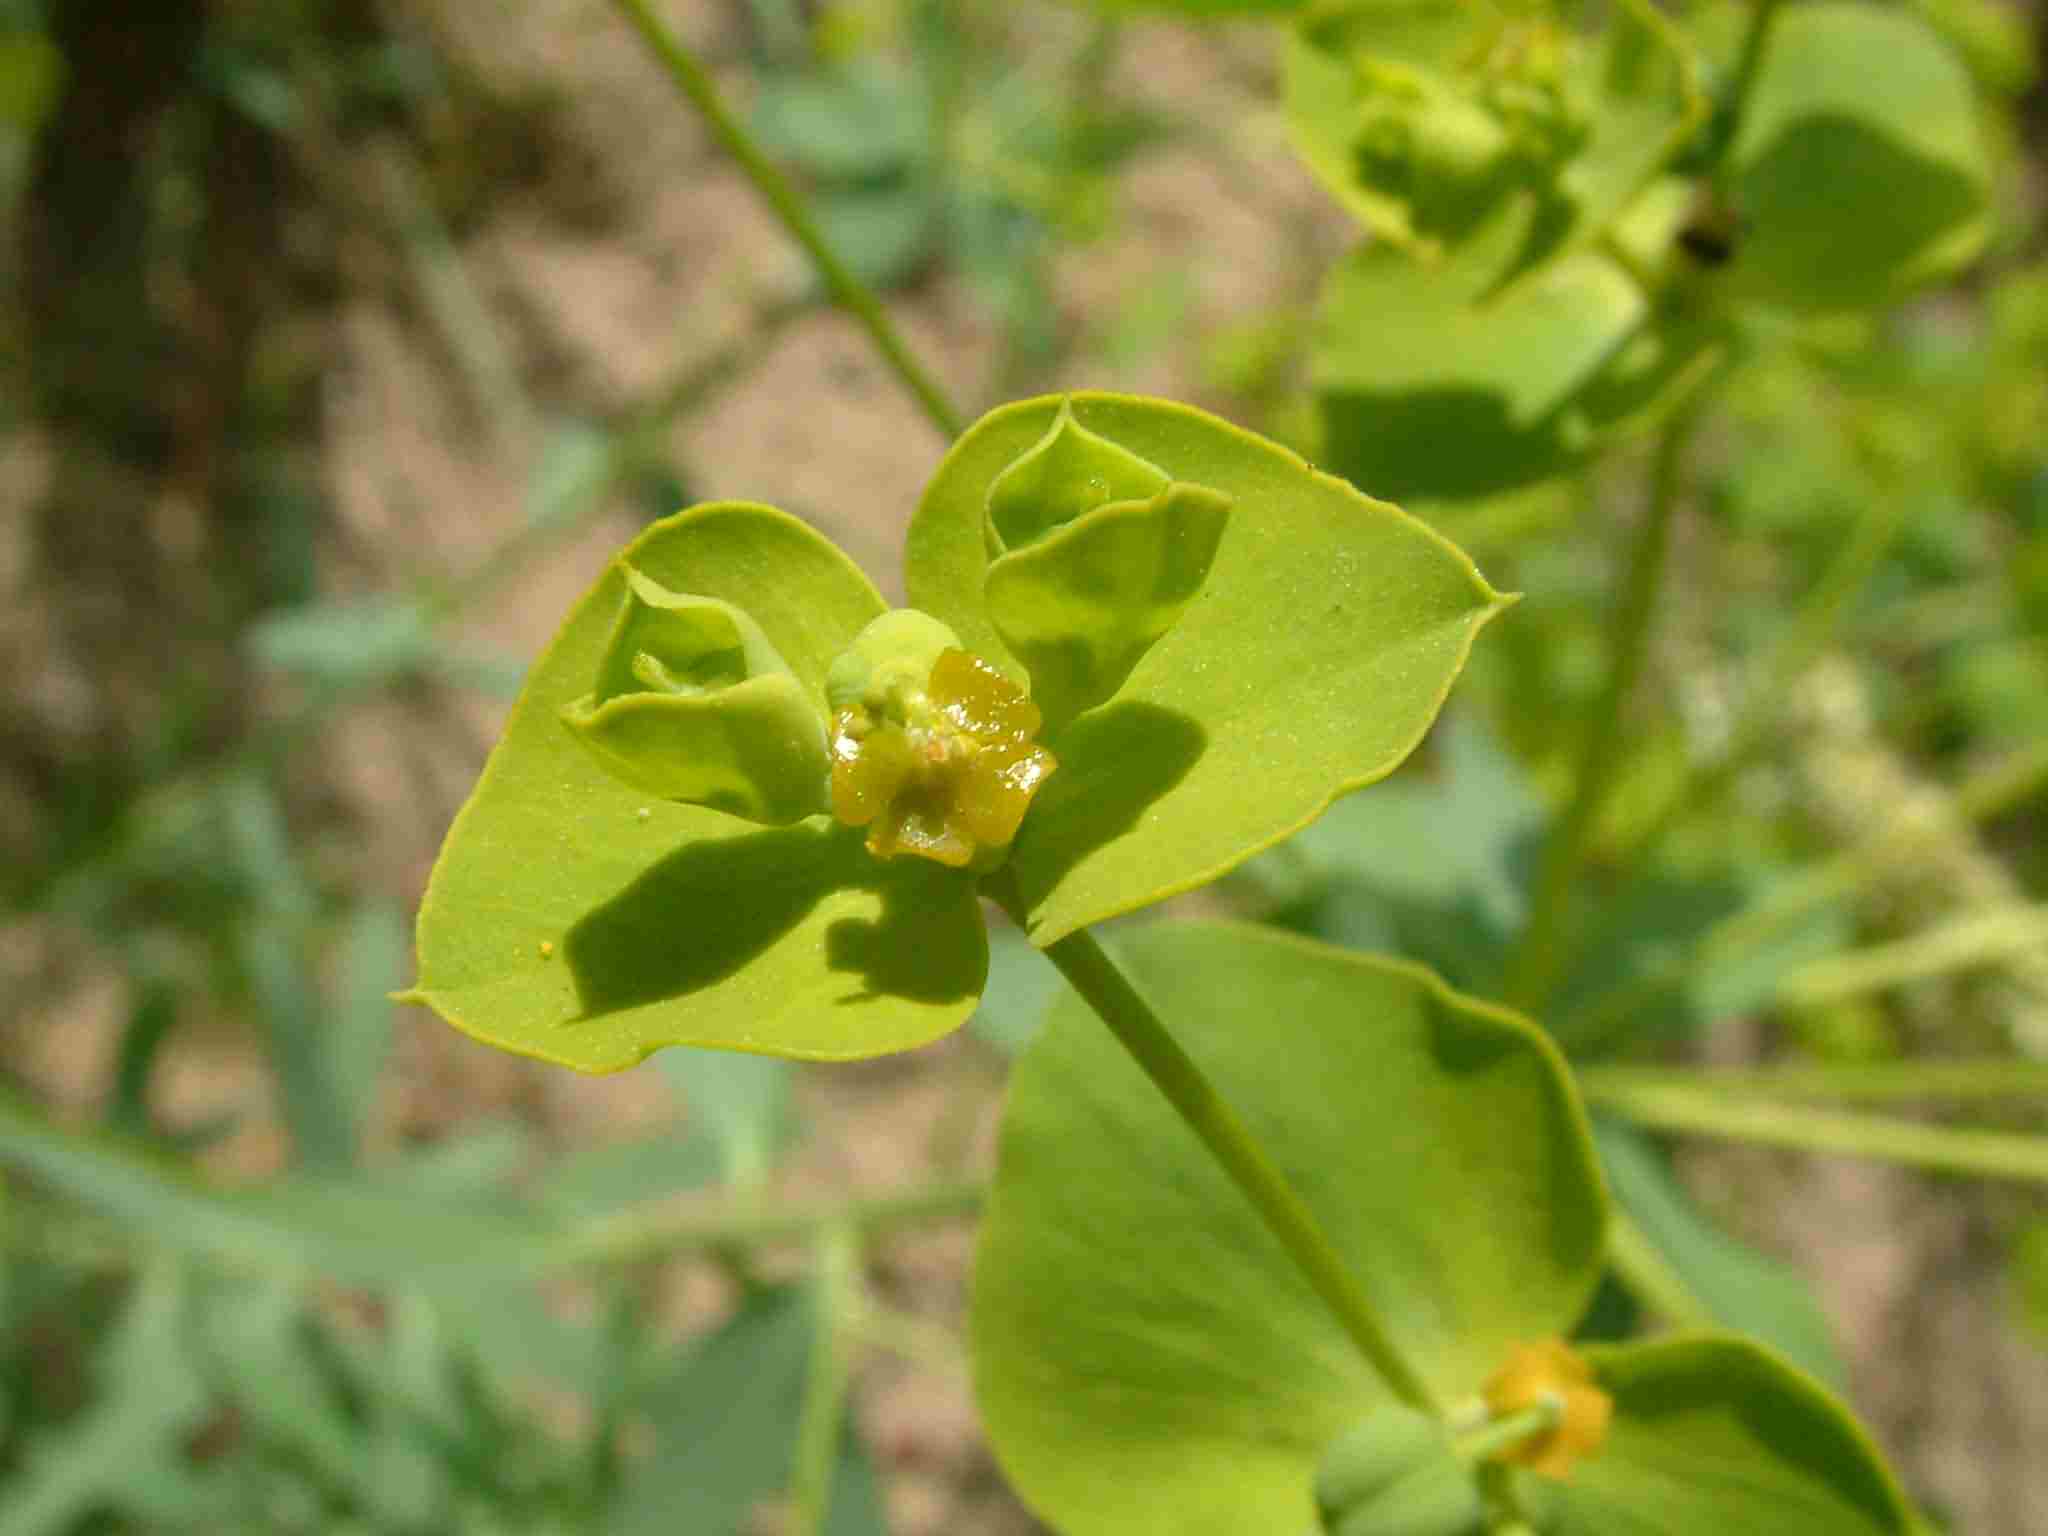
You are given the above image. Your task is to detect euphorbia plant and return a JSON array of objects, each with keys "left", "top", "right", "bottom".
[
  {"left": 407, "top": 394, "right": 1910, "bottom": 1535},
  {"left": 402, "top": 0, "right": 2013, "bottom": 1529},
  {"left": 405, "top": 391, "right": 1503, "bottom": 1063}
]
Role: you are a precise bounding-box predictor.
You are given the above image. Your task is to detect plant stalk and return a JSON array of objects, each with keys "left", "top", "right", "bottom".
[
  {"left": 1505, "top": 407, "right": 1701, "bottom": 1013},
  {"left": 1000, "top": 889, "right": 1437, "bottom": 1413},
  {"left": 1581, "top": 1059, "right": 2048, "bottom": 1105},
  {"left": 1455, "top": 1402, "right": 1563, "bottom": 1463},
  {"left": 552, "top": 1176, "right": 982, "bottom": 1271},
  {"left": 788, "top": 1224, "right": 859, "bottom": 1536},
  {"left": 1587, "top": 1082, "right": 2048, "bottom": 1185},
  {"left": 1564, "top": 736, "right": 2048, "bottom": 1048},
  {"left": 1609, "top": 488, "right": 1908, "bottom": 870},
  {"left": 609, "top": 0, "right": 965, "bottom": 440}
]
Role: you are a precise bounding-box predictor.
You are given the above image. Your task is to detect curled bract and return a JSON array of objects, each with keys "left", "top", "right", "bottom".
[
  {"left": 1313, "top": 1403, "right": 1482, "bottom": 1536},
  {"left": 560, "top": 566, "right": 831, "bottom": 825},
  {"left": 981, "top": 398, "right": 1231, "bottom": 732},
  {"left": 827, "top": 611, "right": 1057, "bottom": 869},
  {"left": 1482, "top": 1337, "right": 1613, "bottom": 1480}
]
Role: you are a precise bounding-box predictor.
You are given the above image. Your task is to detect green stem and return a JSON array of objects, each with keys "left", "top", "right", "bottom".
[
  {"left": 1610, "top": 488, "right": 1909, "bottom": 870},
  {"left": 1581, "top": 1059, "right": 2048, "bottom": 1105},
  {"left": 550, "top": 1177, "right": 982, "bottom": 1271},
  {"left": 788, "top": 1224, "right": 859, "bottom": 1536},
  {"left": 999, "top": 888, "right": 1436, "bottom": 1413},
  {"left": 1588, "top": 1082, "right": 2048, "bottom": 1185},
  {"left": 609, "top": 0, "right": 965, "bottom": 440},
  {"left": 1455, "top": 1402, "right": 1563, "bottom": 1463},
  {"left": 1602, "top": 1205, "right": 1713, "bottom": 1327},
  {"left": 1778, "top": 903, "right": 2048, "bottom": 1007},
  {"left": 1505, "top": 407, "right": 1700, "bottom": 1013},
  {"left": 1705, "top": 0, "right": 1787, "bottom": 177},
  {"left": 1564, "top": 737, "right": 2048, "bottom": 1049}
]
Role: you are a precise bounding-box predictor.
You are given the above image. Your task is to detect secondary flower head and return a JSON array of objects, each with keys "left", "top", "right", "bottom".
[
  {"left": 826, "top": 611, "right": 1056, "bottom": 869},
  {"left": 981, "top": 398, "right": 1231, "bottom": 731},
  {"left": 1482, "top": 1337, "right": 1613, "bottom": 1479},
  {"left": 559, "top": 566, "right": 830, "bottom": 825}
]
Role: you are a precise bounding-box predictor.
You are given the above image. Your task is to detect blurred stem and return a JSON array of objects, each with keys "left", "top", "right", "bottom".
[
  {"left": 1586, "top": 1082, "right": 2048, "bottom": 1185},
  {"left": 371, "top": 142, "right": 537, "bottom": 455},
  {"left": 1565, "top": 735, "right": 2048, "bottom": 1048},
  {"left": 610, "top": 0, "right": 965, "bottom": 440},
  {"left": 1581, "top": 1059, "right": 2048, "bottom": 1105},
  {"left": 1705, "top": 0, "right": 1787, "bottom": 176},
  {"left": 1602, "top": 1206, "right": 1714, "bottom": 1327},
  {"left": 991, "top": 876, "right": 1437, "bottom": 1414},
  {"left": 788, "top": 1224, "right": 859, "bottom": 1536},
  {"left": 553, "top": 1177, "right": 981, "bottom": 1270},
  {"left": 1777, "top": 902, "right": 2048, "bottom": 1007},
  {"left": 1505, "top": 404, "right": 1703, "bottom": 1014},
  {"left": 1608, "top": 489, "right": 1909, "bottom": 870},
  {"left": 1456, "top": 1402, "right": 1562, "bottom": 1463}
]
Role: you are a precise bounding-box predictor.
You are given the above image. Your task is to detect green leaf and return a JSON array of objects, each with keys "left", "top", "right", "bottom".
[
  {"left": 246, "top": 596, "right": 432, "bottom": 689},
  {"left": 409, "top": 504, "right": 988, "bottom": 1069},
  {"left": 907, "top": 394, "right": 1507, "bottom": 946},
  {"left": 1542, "top": 1335, "right": 1910, "bottom": 1535},
  {"left": 1315, "top": 204, "right": 1720, "bottom": 505},
  {"left": 614, "top": 1285, "right": 876, "bottom": 1536},
  {"left": 0, "top": 1089, "right": 542, "bottom": 1288},
  {"left": 0, "top": 1263, "right": 211, "bottom": 1536},
  {"left": 328, "top": 901, "right": 407, "bottom": 1161},
  {"left": 196, "top": 1278, "right": 365, "bottom": 1493},
  {"left": 1728, "top": 2, "right": 1990, "bottom": 314},
  {"left": 969, "top": 922, "right": 1605, "bottom": 1536},
  {"left": 1596, "top": 1123, "right": 1844, "bottom": 1387}
]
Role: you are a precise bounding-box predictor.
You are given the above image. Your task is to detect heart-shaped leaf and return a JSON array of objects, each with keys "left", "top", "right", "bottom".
[
  {"left": 1728, "top": 2, "right": 1990, "bottom": 314},
  {"left": 406, "top": 504, "right": 987, "bottom": 1070},
  {"left": 907, "top": 393, "right": 1508, "bottom": 945},
  {"left": 969, "top": 922, "right": 1605, "bottom": 1536}
]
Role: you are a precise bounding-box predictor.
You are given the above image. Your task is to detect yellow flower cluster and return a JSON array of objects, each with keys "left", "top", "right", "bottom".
[
  {"left": 1482, "top": 1337, "right": 1613, "bottom": 1479},
  {"left": 829, "top": 648, "right": 1058, "bottom": 868}
]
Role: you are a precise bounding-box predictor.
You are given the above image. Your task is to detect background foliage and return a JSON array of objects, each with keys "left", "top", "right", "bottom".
[{"left": 2, "top": 1, "right": 2047, "bottom": 1533}]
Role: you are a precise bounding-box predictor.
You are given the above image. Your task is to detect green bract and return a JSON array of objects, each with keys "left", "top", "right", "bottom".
[
  {"left": 1315, "top": 1405, "right": 1480, "bottom": 1536},
  {"left": 1285, "top": 0, "right": 1702, "bottom": 279},
  {"left": 909, "top": 392, "right": 1509, "bottom": 945},
  {"left": 969, "top": 921, "right": 1912, "bottom": 1536},
  {"left": 404, "top": 502, "right": 987, "bottom": 1069},
  {"left": 1727, "top": 3, "right": 1991, "bottom": 315},
  {"left": 982, "top": 400, "right": 1234, "bottom": 730},
  {"left": 560, "top": 569, "right": 830, "bottom": 825},
  {"left": 408, "top": 397, "right": 1501, "bottom": 1065}
]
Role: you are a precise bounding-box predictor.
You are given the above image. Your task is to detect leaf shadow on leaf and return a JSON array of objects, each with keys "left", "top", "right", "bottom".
[
  {"left": 1321, "top": 387, "right": 1578, "bottom": 505},
  {"left": 823, "top": 880, "right": 985, "bottom": 1005},
  {"left": 1015, "top": 701, "right": 1207, "bottom": 911},
  {"left": 562, "top": 822, "right": 981, "bottom": 1019},
  {"left": 1736, "top": 112, "right": 1983, "bottom": 311}
]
